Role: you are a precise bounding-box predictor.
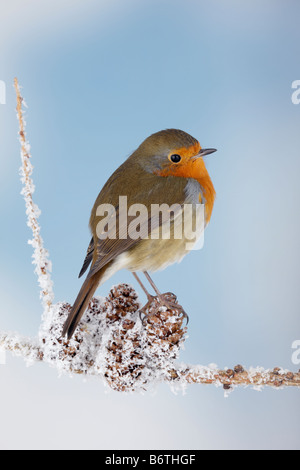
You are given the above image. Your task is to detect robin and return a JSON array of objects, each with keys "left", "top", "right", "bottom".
[{"left": 62, "top": 129, "right": 216, "bottom": 339}]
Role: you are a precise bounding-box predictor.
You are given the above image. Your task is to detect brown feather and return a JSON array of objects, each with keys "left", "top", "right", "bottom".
[
  {"left": 62, "top": 268, "right": 106, "bottom": 340},
  {"left": 78, "top": 237, "right": 94, "bottom": 278},
  {"left": 88, "top": 171, "right": 187, "bottom": 279}
]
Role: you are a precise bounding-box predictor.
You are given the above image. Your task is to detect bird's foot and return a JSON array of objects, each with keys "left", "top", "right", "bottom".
[
  {"left": 158, "top": 292, "right": 189, "bottom": 325},
  {"left": 139, "top": 292, "right": 189, "bottom": 325},
  {"left": 138, "top": 294, "right": 157, "bottom": 324}
]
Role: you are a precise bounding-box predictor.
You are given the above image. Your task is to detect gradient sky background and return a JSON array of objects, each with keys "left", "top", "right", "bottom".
[{"left": 0, "top": 0, "right": 299, "bottom": 450}]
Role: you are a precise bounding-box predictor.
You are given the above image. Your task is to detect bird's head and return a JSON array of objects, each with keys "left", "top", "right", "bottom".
[{"left": 134, "top": 128, "right": 216, "bottom": 181}]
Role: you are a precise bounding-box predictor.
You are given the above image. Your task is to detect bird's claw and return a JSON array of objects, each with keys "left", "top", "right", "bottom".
[
  {"left": 160, "top": 292, "right": 189, "bottom": 325},
  {"left": 138, "top": 295, "right": 157, "bottom": 324},
  {"left": 138, "top": 292, "right": 189, "bottom": 326}
]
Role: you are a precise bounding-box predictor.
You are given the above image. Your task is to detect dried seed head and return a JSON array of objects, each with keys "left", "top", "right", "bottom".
[
  {"left": 226, "top": 369, "right": 235, "bottom": 378},
  {"left": 286, "top": 372, "right": 294, "bottom": 381},
  {"left": 40, "top": 284, "right": 187, "bottom": 392}
]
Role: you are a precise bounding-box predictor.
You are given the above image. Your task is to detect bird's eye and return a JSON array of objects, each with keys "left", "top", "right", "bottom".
[{"left": 169, "top": 154, "right": 181, "bottom": 163}]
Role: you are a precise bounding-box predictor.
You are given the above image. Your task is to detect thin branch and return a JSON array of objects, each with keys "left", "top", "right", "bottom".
[
  {"left": 1, "top": 286, "right": 299, "bottom": 392},
  {"left": 169, "top": 365, "right": 300, "bottom": 390},
  {"left": 1, "top": 325, "right": 299, "bottom": 391},
  {"left": 0, "top": 332, "right": 42, "bottom": 363},
  {"left": 14, "top": 78, "right": 54, "bottom": 314}
]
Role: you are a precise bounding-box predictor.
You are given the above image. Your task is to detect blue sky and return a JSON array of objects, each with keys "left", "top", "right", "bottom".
[{"left": 0, "top": 0, "right": 299, "bottom": 450}]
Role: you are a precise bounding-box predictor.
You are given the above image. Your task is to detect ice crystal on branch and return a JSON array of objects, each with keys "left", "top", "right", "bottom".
[
  {"left": 39, "top": 284, "right": 187, "bottom": 392},
  {"left": 14, "top": 78, "right": 54, "bottom": 314}
]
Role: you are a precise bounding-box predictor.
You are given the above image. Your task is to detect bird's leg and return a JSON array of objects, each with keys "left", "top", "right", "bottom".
[
  {"left": 142, "top": 271, "right": 163, "bottom": 297},
  {"left": 142, "top": 271, "right": 189, "bottom": 324},
  {"left": 132, "top": 272, "right": 156, "bottom": 320},
  {"left": 132, "top": 272, "right": 154, "bottom": 301}
]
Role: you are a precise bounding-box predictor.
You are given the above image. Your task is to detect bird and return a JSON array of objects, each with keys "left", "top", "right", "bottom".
[{"left": 62, "top": 129, "right": 216, "bottom": 339}]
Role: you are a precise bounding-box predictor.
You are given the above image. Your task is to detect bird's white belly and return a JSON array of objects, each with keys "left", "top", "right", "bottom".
[{"left": 111, "top": 203, "right": 205, "bottom": 273}]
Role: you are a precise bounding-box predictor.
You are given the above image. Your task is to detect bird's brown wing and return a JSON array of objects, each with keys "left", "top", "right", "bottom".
[
  {"left": 78, "top": 237, "right": 94, "bottom": 278},
  {"left": 86, "top": 177, "right": 187, "bottom": 279},
  {"left": 87, "top": 207, "right": 166, "bottom": 279}
]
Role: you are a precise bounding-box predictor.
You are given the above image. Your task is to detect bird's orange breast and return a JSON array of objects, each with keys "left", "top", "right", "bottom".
[{"left": 155, "top": 144, "right": 216, "bottom": 223}]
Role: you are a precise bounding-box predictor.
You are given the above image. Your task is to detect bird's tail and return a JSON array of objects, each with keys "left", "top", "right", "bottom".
[{"left": 62, "top": 271, "right": 102, "bottom": 340}]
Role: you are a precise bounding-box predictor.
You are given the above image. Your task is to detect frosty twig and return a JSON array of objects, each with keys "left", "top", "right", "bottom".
[
  {"left": 169, "top": 364, "right": 300, "bottom": 390},
  {"left": 14, "top": 78, "right": 54, "bottom": 313},
  {"left": 0, "top": 332, "right": 42, "bottom": 364},
  {"left": 1, "top": 284, "right": 299, "bottom": 393}
]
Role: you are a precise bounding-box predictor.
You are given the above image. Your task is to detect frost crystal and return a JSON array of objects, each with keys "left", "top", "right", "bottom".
[{"left": 38, "top": 285, "right": 187, "bottom": 392}]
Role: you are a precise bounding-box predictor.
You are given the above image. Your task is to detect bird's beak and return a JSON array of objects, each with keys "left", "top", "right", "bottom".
[{"left": 197, "top": 148, "right": 217, "bottom": 157}]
